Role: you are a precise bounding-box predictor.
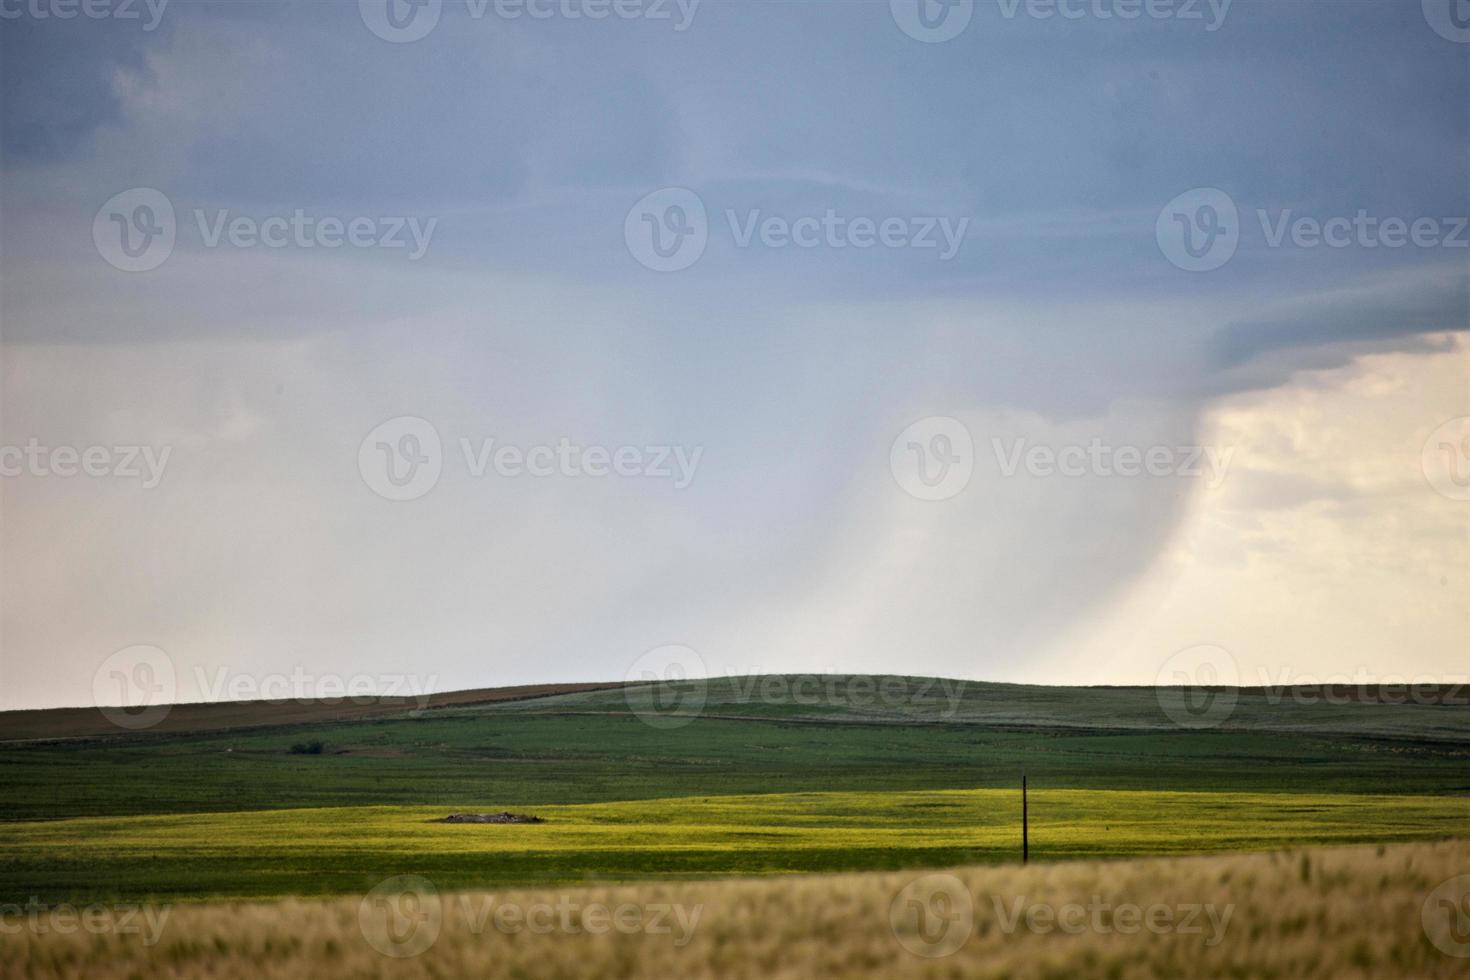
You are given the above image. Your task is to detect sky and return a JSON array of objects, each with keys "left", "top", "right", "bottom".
[{"left": 0, "top": 0, "right": 1467, "bottom": 710}]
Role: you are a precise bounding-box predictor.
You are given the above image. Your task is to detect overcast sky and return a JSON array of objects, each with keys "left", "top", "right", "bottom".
[{"left": 1, "top": 0, "right": 1467, "bottom": 710}]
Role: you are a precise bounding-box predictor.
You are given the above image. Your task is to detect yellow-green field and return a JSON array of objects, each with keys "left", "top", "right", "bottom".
[
  {"left": 7, "top": 788, "right": 1467, "bottom": 904},
  {"left": 7, "top": 837, "right": 1469, "bottom": 979}
]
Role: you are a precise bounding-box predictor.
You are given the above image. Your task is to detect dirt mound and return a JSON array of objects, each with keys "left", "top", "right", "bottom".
[{"left": 430, "top": 812, "right": 544, "bottom": 824}]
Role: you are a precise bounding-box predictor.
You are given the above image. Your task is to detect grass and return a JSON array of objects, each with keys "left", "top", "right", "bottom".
[
  {"left": 6, "top": 837, "right": 1468, "bottom": 979},
  {"left": 4, "top": 788, "right": 1466, "bottom": 904},
  {"left": 4, "top": 676, "right": 1469, "bottom": 822},
  {"left": 4, "top": 672, "right": 1468, "bottom": 975},
  {"left": 0, "top": 682, "right": 629, "bottom": 741}
]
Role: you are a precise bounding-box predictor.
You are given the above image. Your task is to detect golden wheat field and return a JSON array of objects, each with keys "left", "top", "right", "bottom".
[{"left": 6, "top": 837, "right": 1469, "bottom": 980}]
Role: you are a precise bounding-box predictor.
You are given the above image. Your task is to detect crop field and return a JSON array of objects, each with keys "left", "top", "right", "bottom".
[
  {"left": 6, "top": 838, "right": 1469, "bottom": 980},
  {"left": 4, "top": 676, "right": 1468, "bottom": 977},
  {"left": 5, "top": 788, "right": 1468, "bottom": 905},
  {"left": 5, "top": 676, "right": 1469, "bottom": 823}
]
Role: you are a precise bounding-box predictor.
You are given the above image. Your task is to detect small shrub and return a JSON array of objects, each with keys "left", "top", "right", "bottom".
[{"left": 289, "top": 741, "right": 324, "bottom": 755}]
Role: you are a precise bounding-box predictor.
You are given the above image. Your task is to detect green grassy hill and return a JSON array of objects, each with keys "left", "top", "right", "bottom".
[
  {"left": 3, "top": 675, "right": 1468, "bottom": 823},
  {"left": 3, "top": 675, "right": 1467, "bottom": 904}
]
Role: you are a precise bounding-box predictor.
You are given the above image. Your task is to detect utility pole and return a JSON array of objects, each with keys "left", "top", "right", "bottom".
[{"left": 1022, "top": 770, "right": 1029, "bottom": 865}]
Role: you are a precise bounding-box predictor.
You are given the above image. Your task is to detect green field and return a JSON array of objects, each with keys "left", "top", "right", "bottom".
[
  {"left": 3, "top": 675, "right": 1468, "bottom": 905},
  {"left": 6, "top": 789, "right": 1467, "bottom": 904},
  {"left": 5, "top": 676, "right": 1469, "bottom": 822}
]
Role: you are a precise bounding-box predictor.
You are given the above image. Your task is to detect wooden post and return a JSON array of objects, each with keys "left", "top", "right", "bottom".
[{"left": 1022, "top": 771, "right": 1029, "bottom": 865}]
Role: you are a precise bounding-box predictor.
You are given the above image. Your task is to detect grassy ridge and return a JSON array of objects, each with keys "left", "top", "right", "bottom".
[
  {"left": 5, "top": 789, "right": 1467, "bottom": 903},
  {"left": 7, "top": 838, "right": 1469, "bottom": 979},
  {"left": 4, "top": 676, "right": 1469, "bottom": 821},
  {"left": 0, "top": 681, "right": 628, "bottom": 741}
]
